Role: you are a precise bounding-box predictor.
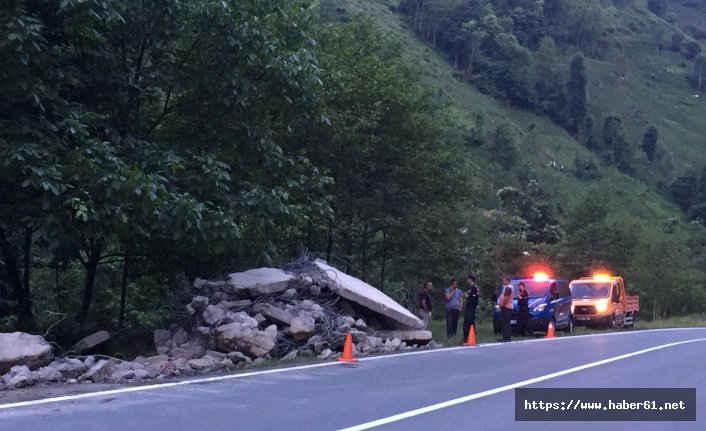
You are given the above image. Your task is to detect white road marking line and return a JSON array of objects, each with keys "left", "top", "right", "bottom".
[
  {"left": 337, "top": 337, "right": 706, "bottom": 431},
  {"left": 0, "top": 327, "right": 703, "bottom": 411}
]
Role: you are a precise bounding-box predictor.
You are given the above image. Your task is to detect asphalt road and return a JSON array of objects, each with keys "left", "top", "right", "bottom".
[{"left": 1, "top": 328, "right": 704, "bottom": 431}]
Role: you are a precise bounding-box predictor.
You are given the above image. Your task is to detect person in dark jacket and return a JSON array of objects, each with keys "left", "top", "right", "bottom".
[
  {"left": 418, "top": 281, "right": 433, "bottom": 329},
  {"left": 517, "top": 281, "right": 530, "bottom": 336},
  {"left": 462, "top": 273, "right": 480, "bottom": 342}
]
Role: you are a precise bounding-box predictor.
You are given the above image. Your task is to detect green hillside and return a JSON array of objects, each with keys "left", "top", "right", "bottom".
[{"left": 324, "top": 0, "right": 685, "bottom": 221}]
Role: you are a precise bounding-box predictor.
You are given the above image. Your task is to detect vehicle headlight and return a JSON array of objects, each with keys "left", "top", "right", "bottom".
[
  {"left": 571, "top": 304, "right": 575, "bottom": 314},
  {"left": 532, "top": 303, "right": 546, "bottom": 313},
  {"left": 494, "top": 304, "right": 500, "bottom": 312},
  {"left": 595, "top": 299, "right": 609, "bottom": 313}
]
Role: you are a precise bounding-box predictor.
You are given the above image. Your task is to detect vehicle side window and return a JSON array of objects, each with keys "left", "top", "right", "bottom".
[
  {"left": 558, "top": 281, "right": 571, "bottom": 298},
  {"left": 612, "top": 283, "right": 621, "bottom": 301}
]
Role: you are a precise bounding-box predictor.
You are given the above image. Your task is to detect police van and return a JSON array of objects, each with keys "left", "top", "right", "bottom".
[{"left": 493, "top": 272, "right": 573, "bottom": 334}]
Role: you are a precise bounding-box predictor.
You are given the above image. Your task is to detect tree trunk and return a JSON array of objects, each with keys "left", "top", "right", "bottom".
[
  {"left": 118, "top": 248, "right": 130, "bottom": 329},
  {"left": 76, "top": 239, "right": 102, "bottom": 324},
  {"left": 55, "top": 266, "right": 62, "bottom": 313},
  {"left": 361, "top": 224, "right": 369, "bottom": 282},
  {"left": 380, "top": 230, "right": 387, "bottom": 291},
  {"left": 0, "top": 227, "right": 35, "bottom": 329},
  {"left": 326, "top": 218, "right": 334, "bottom": 262}
]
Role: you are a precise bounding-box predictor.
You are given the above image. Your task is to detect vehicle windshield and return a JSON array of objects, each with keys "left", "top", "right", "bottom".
[
  {"left": 496, "top": 280, "right": 548, "bottom": 298},
  {"left": 571, "top": 282, "right": 611, "bottom": 299}
]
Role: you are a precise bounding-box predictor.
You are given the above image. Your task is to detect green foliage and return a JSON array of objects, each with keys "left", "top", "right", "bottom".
[
  {"left": 490, "top": 123, "right": 519, "bottom": 167},
  {"left": 573, "top": 156, "right": 603, "bottom": 181},
  {"left": 647, "top": 0, "right": 668, "bottom": 17},
  {"left": 692, "top": 55, "right": 706, "bottom": 92},
  {"left": 567, "top": 53, "right": 588, "bottom": 133},
  {"left": 601, "top": 114, "right": 634, "bottom": 172},
  {"left": 642, "top": 125, "right": 659, "bottom": 162}
]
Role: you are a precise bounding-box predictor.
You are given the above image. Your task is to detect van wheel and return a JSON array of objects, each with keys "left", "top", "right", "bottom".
[{"left": 563, "top": 316, "right": 573, "bottom": 333}]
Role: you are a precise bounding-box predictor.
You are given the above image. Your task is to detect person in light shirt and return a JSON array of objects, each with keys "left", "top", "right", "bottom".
[{"left": 497, "top": 276, "right": 513, "bottom": 342}]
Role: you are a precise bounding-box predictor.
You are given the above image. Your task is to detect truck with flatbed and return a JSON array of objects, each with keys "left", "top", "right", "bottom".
[{"left": 569, "top": 274, "right": 639, "bottom": 328}]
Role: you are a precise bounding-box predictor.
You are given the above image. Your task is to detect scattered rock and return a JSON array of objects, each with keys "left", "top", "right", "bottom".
[
  {"left": 215, "top": 322, "right": 277, "bottom": 358},
  {"left": 226, "top": 351, "right": 251, "bottom": 364},
  {"left": 84, "top": 356, "right": 96, "bottom": 367},
  {"left": 188, "top": 356, "right": 234, "bottom": 372},
  {"left": 253, "top": 303, "right": 293, "bottom": 326},
  {"left": 170, "top": 327, "right": 189, "bottom": 346},
  {"left": 153, "top": 329, "right": 172, "bottom": 352},
  {"left": 227, "top": 267, "right": 295, "bottom": 296},
  {"left": 217, "top": 299, "right": 253, "bottom": 311},
  {"left": 46, "top": 358, "right": 88, "bottom": 379},
  {"left": 193, "top": 278, "right": 207, "bottom": 290},
  {"left": 169, "top": 340, "right": 206, "bottom": 360},
  {"left": 349, "top": 329, "right": 367, "bottom": 344},
  {"left": 283, "top": 288, "right": 297, "bottom": 299},
  {"left": 308, "top": 285, "right": 321, "bottom": 296},
  {"left": 202, "top": 304, "right": 226, "bottom": 326},
  {"left": 186, "top": 304, "right": 196, "bottom": 316},
  {"left": 82, "top": 360, "right": 115, "bottom": 383},
  {"left": 290, "top": 313, "right": 316, "bottom": 341},
  {"left": 281, "top": 350, "right": 298, "bottom": 361},
  {"left": 191, "top": 296, "right": 209, "bottom": 312},
  {"left": 318, "top": 348, "right": 333, "bottom": 359},
  {"left": 355, "top": 319, "right": 367, "bottom": 329},
  {"left": 3, "top": 365, "right": 37, "bottom": 388},
  {"left": 162, "top": 357, "right": 192, "bottom": 376},
  {"left": 253, "top": 313, "right": 266, "bottom": 326},
  {"left": 0, "top": 332, "right": 54, "bottom": 374},
  {"left": 378, "top": 330, "right": 432, "bottom": 345}
]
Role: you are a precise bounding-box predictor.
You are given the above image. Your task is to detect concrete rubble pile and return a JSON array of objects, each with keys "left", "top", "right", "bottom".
[{"left": 1, "top": 259, "right": 433, "bottom": 390}]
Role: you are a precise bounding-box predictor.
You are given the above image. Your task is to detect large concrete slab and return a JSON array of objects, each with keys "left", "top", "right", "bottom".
[
  {"left": 314, "top": 260, "right": 423, "bottom": 330},
  {"left": 227, "top": 268, "right": 294, "bottom": 297}
]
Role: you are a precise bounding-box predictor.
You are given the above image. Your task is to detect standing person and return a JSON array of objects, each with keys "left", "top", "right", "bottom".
[
  {"left": 517, "top": 281, "right": 530, "bottom": 336},
  {"left": 462, "top": 273, "right": 480, "bottom": 342},
  {"left": 497, "top": 276, "right": 514, "bottom": 342},
  {"left": 418, "top": 281, "right": 433, "bottom": 330},
  {"left": 444, "top": 278, "right": 463, "bottom": 339}
]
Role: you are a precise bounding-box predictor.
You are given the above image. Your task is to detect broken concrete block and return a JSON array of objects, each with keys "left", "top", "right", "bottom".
[
  {"left": 315, "top": 261, "right": 423, "bottom": 330},
  {"left": 227, "top": 268, "right": 294, "bottom": 296}
]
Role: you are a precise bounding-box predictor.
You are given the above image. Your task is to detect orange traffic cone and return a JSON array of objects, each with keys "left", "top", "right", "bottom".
[
  {"left": 338, "top": 332, "right": 358, "bottom": 362},
  {"left": 464, "top": 324, "right": 478, "bottom": 346},
  {"left": 545, "top": 321, "right": 556, "bottom": 339}
]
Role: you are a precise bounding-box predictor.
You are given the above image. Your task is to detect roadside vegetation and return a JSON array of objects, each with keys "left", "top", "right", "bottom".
[{"left": 2, "top": 0, "right": 706, "bottom": 352}]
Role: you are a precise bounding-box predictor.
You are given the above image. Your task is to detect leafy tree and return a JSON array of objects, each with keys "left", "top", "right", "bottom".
[
  {"left": 670, "top": 173, "right": 697, "bottom": 212},
  {"left": 567, "top": 52, "right": 588, "bottom": 133},
  {"left": 582, "top": 114, "right": 597, "bottom": 149},
  {"left": 573, "top": 156, "right": 602, "bottom": 181},
  {"left": 642, "top": 125, "right": 659, "bottom": 162},
  {"left": 686, "top": 41, "right": 701, "bottom": 60},
  {"left": 601, "top": 114, "right": 633, "bottom": 172},
  {"left": 670, "top": 32, "right": 684, "bottom": 52},
  {"left": 534, "top": 36, "right": 568, "bottom": 124},
  {"left": 292, "top": 17, "right": 470, "bottom": 285},
  {"left": 491, "top": 123, "right": 519, "bottom": 167},
  {"left": 647, "top": 0, "right": 668, "bottom": 17},
  {"left": 692, "top": 55, "right": 706, "bottom": 92}
]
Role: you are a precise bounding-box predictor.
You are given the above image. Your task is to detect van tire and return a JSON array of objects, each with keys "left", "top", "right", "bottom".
[{"left": 563, "top": 316, "right": 573, "bottom": 333}]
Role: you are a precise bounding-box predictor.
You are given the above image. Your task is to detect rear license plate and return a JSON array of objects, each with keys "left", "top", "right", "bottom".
[
  {"left": 576, "top": 316, "right": 590, "bottom": 321},
  {"left": 511, "top": 319, "right": 517, "bottom": 324}
]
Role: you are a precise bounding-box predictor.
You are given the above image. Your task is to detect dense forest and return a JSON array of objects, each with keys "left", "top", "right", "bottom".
[{"left": 1, "top": 0, "right": 705, "bottom": 342}]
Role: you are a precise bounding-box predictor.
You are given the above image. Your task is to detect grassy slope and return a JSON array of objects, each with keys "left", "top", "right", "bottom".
[
  {"left": 339, "top": 0, "right": 682, "bottom": 221},
  {"left": 583, "top": 2, "right": 706, "bottom": 174}
]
